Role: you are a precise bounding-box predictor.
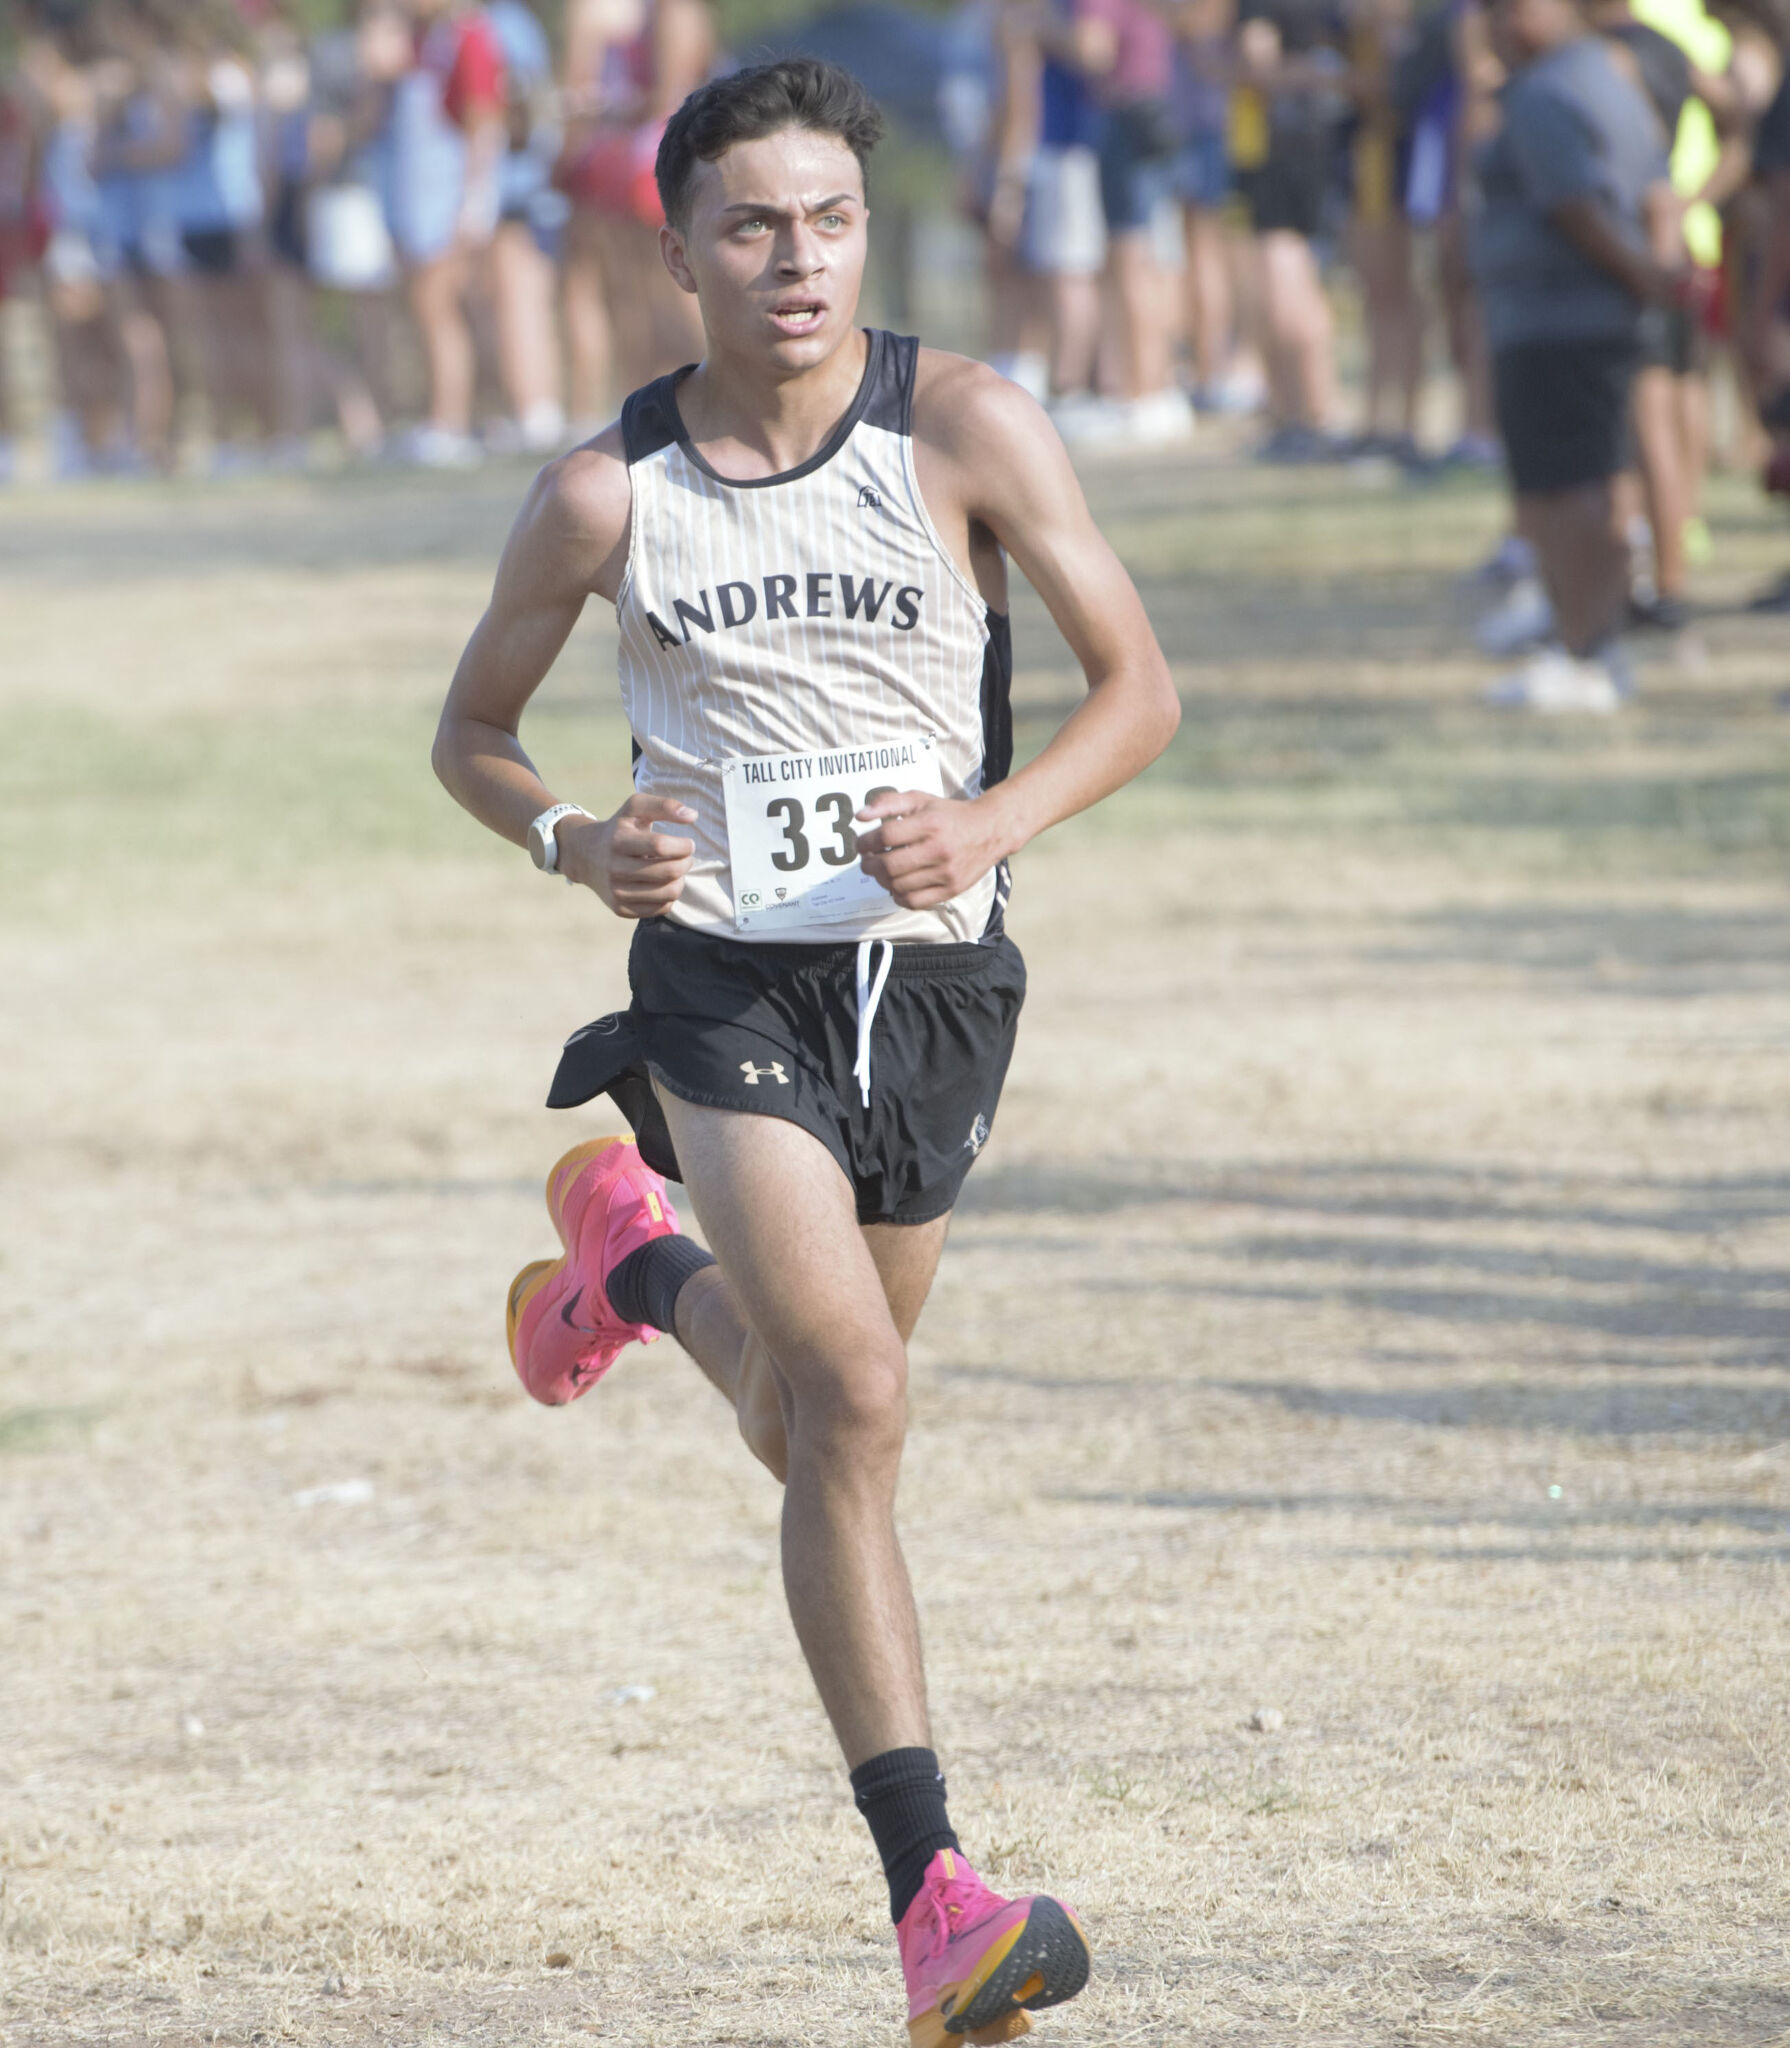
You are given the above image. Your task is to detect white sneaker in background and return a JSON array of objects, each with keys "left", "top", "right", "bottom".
[
  {"left": 1592, "top": 637, "right": 1636, "bottom": 698},
  {"left": 1482, "top": 644, "right": 1624, "bottom": 713},
  {"left": 1122, "top": 387, "right": 1196, "bottom": 447},
  {"left": 401, "top": 424, "right": 484, "bottom": 471},
  {"left": 519, "top": 401, "right": 568, "bottom": 453},
  {"left": 1199, "top": 364, "right": 1267, "bottom": 415},
  {"left": 1048, "top": 392, "right": 1130, "bottom": 448},
  {"left": 1473, "top": 575, "right": 1555, "bottom": 655}
]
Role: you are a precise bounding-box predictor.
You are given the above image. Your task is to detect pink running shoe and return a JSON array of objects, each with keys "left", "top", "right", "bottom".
[
  {"left": 506, "top": 1137, "right": 680, "bottom": 1406},
  {"left": 897, "top": 1849, "right": 1090, "bottom": 2048}
]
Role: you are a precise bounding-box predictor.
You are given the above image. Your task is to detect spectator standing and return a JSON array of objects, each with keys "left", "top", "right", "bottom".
[
  {"left": 1347, "top": 0, "right": 1424, "bottom": 458},
  {"left": 301, "top": 3, "right": 409, "bottom": 456},
  {"left": 1740, "top": 0, "right": 1790, "bottom": 603},
  {"left": 1692, "top": 0, "right": 1780, "bottom": 467},
  {"left": 556, "top": 0, "right": 639, "bottom": 429},
  {"left": 257, "top": 2, "right": 328, "bottom": 454},
  {"left": 485, "top": 0, "right": 566, "bottom": 450},
  {"left": 163, "top": 5, "right": 280, "bottom": 468},
  {"left": 94, "top": 0, "right": 193, "bottom": 472},
  {"left": 943, "top": 0, "right": 1051, "bottom": 399},
  {"left": 0, "top": 31, "right": 48, "bottom": 481},
  {"left": 1234, "top": 0, "right": 1347, "bottom": 456},
  {"left": 1472, "top": 0, "right": 1680, "bottom": 710},
  {"left": 1436, "top": 0, "right": 1504, "bottom": 467},
  {"left": 556, "top": 0, "right": 711, "bottom": 419},
  {"left": 1017, "top": 0, "right": 1110, "bottom": 417},
  {"left": 1597, "top": 0, "right": 1703, "bottom": 627},
  {"left": 1169, "top": 0, "right": 1249, "bottom": 408},
  {"left": 1075, "top": 0, "right": 1196, "bottom": 439},
  {"left": 17, "top": 10, "right": 132, "bottom": 473},
  {"left": 382, "top": 0, "right": 508, "bottom": 467}
]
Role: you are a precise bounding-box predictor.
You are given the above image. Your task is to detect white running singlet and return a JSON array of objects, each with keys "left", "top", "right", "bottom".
[{"left": 613, "top": 329, "right": 1014, "bottom": 946}]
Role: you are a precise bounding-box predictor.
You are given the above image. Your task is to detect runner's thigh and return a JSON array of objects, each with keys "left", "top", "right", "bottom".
[
  {"left": 653, "top": 1090, "right": 904, "bottom": 1385},
  {"left": 861, "top": 1217, "right": 951, "bottom": 1343}
]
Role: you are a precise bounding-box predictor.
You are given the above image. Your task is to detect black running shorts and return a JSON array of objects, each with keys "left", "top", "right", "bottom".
[
  {"left": 1235, "top": 132, "right": 1330, "bottom": 240},
  {"left": 546, "top": 918, "right": 1027, "bottom": 1226},
  {"left": 1493, "top": 337, "right": 1638, "bottom": 495}
]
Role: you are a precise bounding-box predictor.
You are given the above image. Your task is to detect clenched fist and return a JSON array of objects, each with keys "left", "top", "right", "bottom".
[
  {"left": 854, "top": 788, "right": 1006, "bottom": 911},
  {"left": 558, "top": 791, "right": 698, "bottom": 919}
]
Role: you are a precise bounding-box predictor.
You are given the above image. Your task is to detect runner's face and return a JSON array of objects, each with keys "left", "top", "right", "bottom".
[{"left": 666, "top": 128, "right": 868, "bottom": 372}]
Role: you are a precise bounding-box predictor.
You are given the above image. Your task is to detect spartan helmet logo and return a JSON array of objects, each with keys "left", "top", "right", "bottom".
[{"left": 740, "top": 1060, "right": 789, "bottom": 1087}]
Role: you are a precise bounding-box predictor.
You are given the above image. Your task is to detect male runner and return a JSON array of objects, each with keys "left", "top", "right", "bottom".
[{"left": 432, "top": 59, "right": 1178, "bottom": 2045}]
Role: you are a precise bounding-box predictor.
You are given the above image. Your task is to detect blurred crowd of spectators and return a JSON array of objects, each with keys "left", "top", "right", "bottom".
[
  {"left": 2, "top": 0, "right": 1789, "bottom": 688},
  {"left": 0, "top": 0, "right": 713, "bottom": 474},
  {"left": 947, "top": 0, "right": 1790, "bottom": 692}
]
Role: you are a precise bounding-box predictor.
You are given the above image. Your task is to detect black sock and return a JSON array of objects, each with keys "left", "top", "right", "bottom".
[
  {"left": 851, "top": 1746, "right": 961, "bottom": 1923},
  {"left": 605, "top": 1236, "right": 716, "bottom": 1335}
]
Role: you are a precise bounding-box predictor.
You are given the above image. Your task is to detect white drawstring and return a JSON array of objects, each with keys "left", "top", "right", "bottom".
[{"left": 853, "top": 939, "right": 894, "bottom": 1108}]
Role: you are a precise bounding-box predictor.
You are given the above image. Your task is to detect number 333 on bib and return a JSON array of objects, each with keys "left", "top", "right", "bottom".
[{"left": 721, "top": 735, "right": 944, "bottom": 933}]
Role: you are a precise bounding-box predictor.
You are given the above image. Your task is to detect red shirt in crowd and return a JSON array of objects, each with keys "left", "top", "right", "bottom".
[{"left": 420, "top": 11, "right": 508, "bottom": 130}]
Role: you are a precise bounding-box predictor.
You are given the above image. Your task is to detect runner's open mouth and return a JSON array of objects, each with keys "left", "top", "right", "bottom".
[{"left": 770, "top": 300, "right": 827, "bottom": 332}]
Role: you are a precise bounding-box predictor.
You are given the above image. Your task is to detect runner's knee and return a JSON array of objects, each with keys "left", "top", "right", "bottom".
[{"left": 791, "top": 1347, "right": 908, "bottom": 1463}]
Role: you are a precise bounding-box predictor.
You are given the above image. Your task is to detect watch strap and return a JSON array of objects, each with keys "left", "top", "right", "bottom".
[{"left": 529, "top": 802, "right": 590, "bottom": 874}]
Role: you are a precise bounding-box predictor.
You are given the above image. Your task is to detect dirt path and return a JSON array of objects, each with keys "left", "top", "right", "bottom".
[{"left": 2, "top": 450, "right": 1787, "bottom": 2047}]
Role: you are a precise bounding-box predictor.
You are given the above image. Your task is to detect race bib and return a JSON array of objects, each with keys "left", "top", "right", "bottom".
[{"left": 721, "top": 736, "right": 944, "bottom": 933}]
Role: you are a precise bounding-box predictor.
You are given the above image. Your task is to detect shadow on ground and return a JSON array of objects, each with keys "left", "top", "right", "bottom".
[{"left": 959, "top": 1158, "right": 1790, "bottom": 1237}]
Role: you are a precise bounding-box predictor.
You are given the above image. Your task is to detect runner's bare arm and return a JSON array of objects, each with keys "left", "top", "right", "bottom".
[
  {"left": 431, "top": 429, "right": 698, "bottom": 918},
  {"left": 858, "top": 359, "right": 1180, "bottom": 910}
]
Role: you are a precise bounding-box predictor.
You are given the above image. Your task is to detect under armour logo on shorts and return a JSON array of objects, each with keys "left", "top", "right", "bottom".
[{"left": 740, "top": 1060, "right": 789, "bottom": 1087}]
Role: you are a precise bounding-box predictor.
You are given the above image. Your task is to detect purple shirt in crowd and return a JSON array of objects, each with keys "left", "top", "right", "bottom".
[{"left": 1073, "top": 0, "right": 1174, "bottom": 104}]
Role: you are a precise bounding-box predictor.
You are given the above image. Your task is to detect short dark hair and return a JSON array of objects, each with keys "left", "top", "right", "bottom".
[{"left": 655, "top": 59, "right": 886, "bottom": 231}]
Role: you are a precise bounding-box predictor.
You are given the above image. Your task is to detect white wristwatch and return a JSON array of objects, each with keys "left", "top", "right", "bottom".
[{"left": 527, "top": 802, "right": 590, "bottom": 876}]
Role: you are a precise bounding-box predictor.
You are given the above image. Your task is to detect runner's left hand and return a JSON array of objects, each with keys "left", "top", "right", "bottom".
[{"left": 855, "top": 789, "right": 1004, "bottom": 910}]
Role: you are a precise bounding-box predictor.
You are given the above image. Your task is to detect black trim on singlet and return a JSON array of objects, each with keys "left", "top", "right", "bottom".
[
  {"left": 618, "top": 329, "right": 916, "bottom": 482},
  {"left": 979, "top": 608, "right": 1014, "bottom": 791},
  {"left": 861, "top": 329, "right": 917, "bottom": 436},
  {"left": 620, "top": 375, "right": 683, "bottom": 465},
  {"left": 979, "top": 606, "right": 1015, "bottom": 942}
]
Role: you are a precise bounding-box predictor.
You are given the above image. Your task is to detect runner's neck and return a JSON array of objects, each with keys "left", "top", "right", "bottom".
[{"left": 674, "top": 328, "right": 872, "bottom": 483}]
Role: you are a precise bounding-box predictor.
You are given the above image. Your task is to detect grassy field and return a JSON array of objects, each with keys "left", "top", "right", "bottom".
[{"left": 2, "top": 438, "right": 1789, "bottom": 2048}]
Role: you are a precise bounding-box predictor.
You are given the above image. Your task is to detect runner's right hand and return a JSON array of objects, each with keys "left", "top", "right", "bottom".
[{"left": 558, "top": 792, "right": 697, "bottom": 920}]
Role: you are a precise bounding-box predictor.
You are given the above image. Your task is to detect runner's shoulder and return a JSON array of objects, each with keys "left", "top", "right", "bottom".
[
  {"left": 519, "top": 421, "right": 633, "bottom": 594},
  {"left": 911, "top": 346, "right": 1062, "bottom": 468}
]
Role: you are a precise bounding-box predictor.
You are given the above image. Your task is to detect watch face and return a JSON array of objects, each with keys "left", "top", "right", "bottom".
[{"left": 528, "top": 822, "right": 550, "bottom": 870}]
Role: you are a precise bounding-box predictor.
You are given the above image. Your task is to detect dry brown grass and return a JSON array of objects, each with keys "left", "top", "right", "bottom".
[{"left": 2, "top": 446, "right": 1788, "bottom": 2048}]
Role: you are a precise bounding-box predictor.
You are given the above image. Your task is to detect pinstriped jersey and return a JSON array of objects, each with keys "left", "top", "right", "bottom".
[{"left": 614, "top": 329, "right": 1013, "bottom": 946}]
